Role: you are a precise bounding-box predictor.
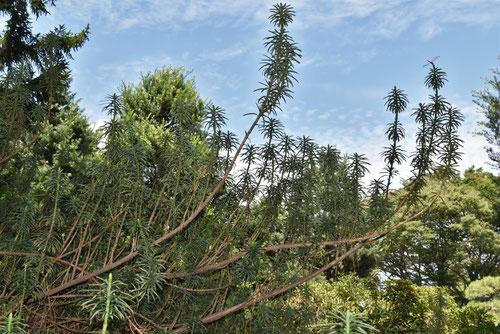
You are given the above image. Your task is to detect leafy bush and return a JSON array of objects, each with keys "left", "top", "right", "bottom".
[{"left": 452, "top": 306, "right": 500, "bottom": 334}]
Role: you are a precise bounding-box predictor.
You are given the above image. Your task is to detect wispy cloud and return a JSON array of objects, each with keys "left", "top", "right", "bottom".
[
  {"left": 13, "top": 0, "right": 500, "bottom": 41},
  {"left": 318, "top": 112, "right": 330, "bottom": 120},
  {"left": 198, "top": 44, "right": 250, "bottom": 62},
  {"left": 418, "top": 20, "right": 444, "bottom": 41},
  {"left": 297, "top": 53, "right": 345, "bottom": 69},
  {"left": 97, "top": 54, "right": 177, "bottom": 90},
  {"left": 48, "top": 0, "right": 274, "bottom": 32}
]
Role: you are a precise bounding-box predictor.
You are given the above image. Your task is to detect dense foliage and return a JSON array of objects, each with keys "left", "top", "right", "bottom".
[
  {"left": 379, "top": 169, "right": 500, "bottom": 300},
  {"left": 280, "top": 274, "right": 499, "bottom": 333},
  {"left": 1, "top": 1, "right": 497, "bottom": 333}
]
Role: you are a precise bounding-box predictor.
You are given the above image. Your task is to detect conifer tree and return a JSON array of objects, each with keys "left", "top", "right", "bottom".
[
  {"left": 0, "top": 2, "right": 468, "bottom": 333},
  {"left": 473, "top": 57, "right": 500, "bottom": 169}
]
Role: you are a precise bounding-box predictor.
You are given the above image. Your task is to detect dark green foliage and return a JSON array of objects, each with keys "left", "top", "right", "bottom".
[
  {"left": 0, "top": 0, "right": 89, "bottom": 168},
  {"left": 381, "top": 280, "right": 428, "bottom": 333},
  {"left": 258, "top": 3, "right": 301, "bottom": 114},
  {"left": 383, "top": 86, "right": 408, "bottom": 194},
  {"left": 410, "top": 60, "right": 462, "bottom": 184}
]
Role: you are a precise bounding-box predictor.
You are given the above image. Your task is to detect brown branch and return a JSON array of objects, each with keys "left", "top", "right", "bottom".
[
  {"left": 171, "top": 241, "right": 370, "bottom": 333},
  {"left": 46, "top": 80, "right": 276, "bottom": 297},
  {"left": 47, "top": 249, "right": 139, "bottom": 296},
  {"left": 0, "top": 252, "right": 95, "bottom": 280},
  {"left": 165, "top": 281, "right": 230, "bottom": 293},
  {"left": 165, "top": 188, "right": 442, "bottom": 280},
  {"left": 58, "top": 182, "right": 99, "bottom": 255},
  {"left": 166, "top": 187, "right": 444, "bottom": 332},
  {"left": 59, "top": 202, "right": 130, "bottom": 258}
]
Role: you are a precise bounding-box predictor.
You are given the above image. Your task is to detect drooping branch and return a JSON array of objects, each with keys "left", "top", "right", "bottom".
[
  {"left": 171, "top": 241, "right": 370, "bottom": 333},
  {"left": 47, "top": 10, "right": 303, "bottom": 297},
  {"left": 165, "top": 186, "right": 442, "bottom": 280},
  {"left": 46, "top": 78, "right": 276, "bottom": 297}
]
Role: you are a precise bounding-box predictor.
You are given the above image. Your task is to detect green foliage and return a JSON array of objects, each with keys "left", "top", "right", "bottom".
[
  {"left": 410, "top": 60, "right": 463, "bottom": 184},
  {"left": 379, "top": 168, "right": 500, "bottom": 301},
  {"left": 121, "top": 66, "right": 205, "bottom": 130},
  {"left": 80, "top": 273, "right": 133, "bottom": 332},
  {"left": 465, "top": 276, "right": 500, "bottom": 323},
  {"left": 0, "top": 0, "right": 89, "bottom": 165},
  {"left": 315, "top": 310, "right": 378, "bottom": 334},
  {"left": 381, "top": 280, "right": 428, "bottom": 333},
  {"left": 280, "top": 274, "right": 500, "bottom": 334},
  {"left": 0, "top": 313, "right": 28, "bottom": 334},
  {"left": 466, "top": 276, "right": 500, "bottom": 300},
  {"left": 281, "top": 274, "right": 481, "bottom": 334},
  {"left": 473, "top": 56, "right": 500, "bottom": 169},
  {"left": 383, "top": 86, "right": 408, "bottom": 194},
  {"left": 0, "top": 1, "right": 472, "bottom": 333},
  {"left": 452, "top": 306, "right": 500, "bottom": 334}
]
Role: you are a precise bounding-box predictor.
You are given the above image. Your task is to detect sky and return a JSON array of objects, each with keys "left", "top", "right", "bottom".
[{"left": 7, "top": 0, "right": 500, "bottom": 181}]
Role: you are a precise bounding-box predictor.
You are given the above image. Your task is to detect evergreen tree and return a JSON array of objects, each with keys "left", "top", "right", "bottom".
[
  {"left": 0, "top": 2, "right": 469, "bottom": 332},
  {"left": 0, "top": 0, "right": 89, "bottom": 165},
  {"left": 473, "top": 56, "right": 500, "bottom": 169}
]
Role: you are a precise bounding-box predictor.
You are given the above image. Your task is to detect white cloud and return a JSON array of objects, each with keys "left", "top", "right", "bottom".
[
  {"left": 12, "top": 0, "right": 500, "bottom": 42},
  {"left": 297, "top": 53, "right": 345, "bottom": 69},
  {"left": 47, "top": 0, "right": 274, "bottom": 32},
  {"left": 318, "top": 112, "right": 330, "bottom": 120},
  {"left": 198, "top": 44, "right": 250, "bottom": 62},
  {"left": 418, "top": 20, "right": 444, "bottom": 40},
  {"left": 90, "top": 119, "right": 107, "bottom": 131},
  {"left": 97, "top": 54, "right": 177, "bottom": 90}
]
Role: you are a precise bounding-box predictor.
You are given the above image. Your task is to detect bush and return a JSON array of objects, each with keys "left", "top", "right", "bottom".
[{"left": 452, "top": 306, "right": 500, "bottom": 334}]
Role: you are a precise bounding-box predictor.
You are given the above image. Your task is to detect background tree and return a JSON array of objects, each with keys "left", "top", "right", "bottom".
[
  {"left": 473, "top": 56, "right": 500, "bottom": 169},
  {"left": 465, "top": 276, "right": 500, "bottom": 323},
  {"left": 379, "top": 168, "right": 500, "bottom": 302}
]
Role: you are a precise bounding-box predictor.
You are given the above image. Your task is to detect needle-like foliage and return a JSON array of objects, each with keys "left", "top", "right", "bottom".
[{"left": 0, "top": 3, "right": 467, "bottom": 333}]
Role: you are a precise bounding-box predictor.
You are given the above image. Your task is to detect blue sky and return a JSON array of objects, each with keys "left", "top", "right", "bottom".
[{"left": 12, "top": 0, "right": 500, "bottom": 180}]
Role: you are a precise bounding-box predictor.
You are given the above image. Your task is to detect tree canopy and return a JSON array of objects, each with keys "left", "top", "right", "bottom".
[
  {"left": 379, "top": 168, "right": 500, "bottom": 300},
  {"left": 474, "top": 57, "right": 500, "bottom": 169}
]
